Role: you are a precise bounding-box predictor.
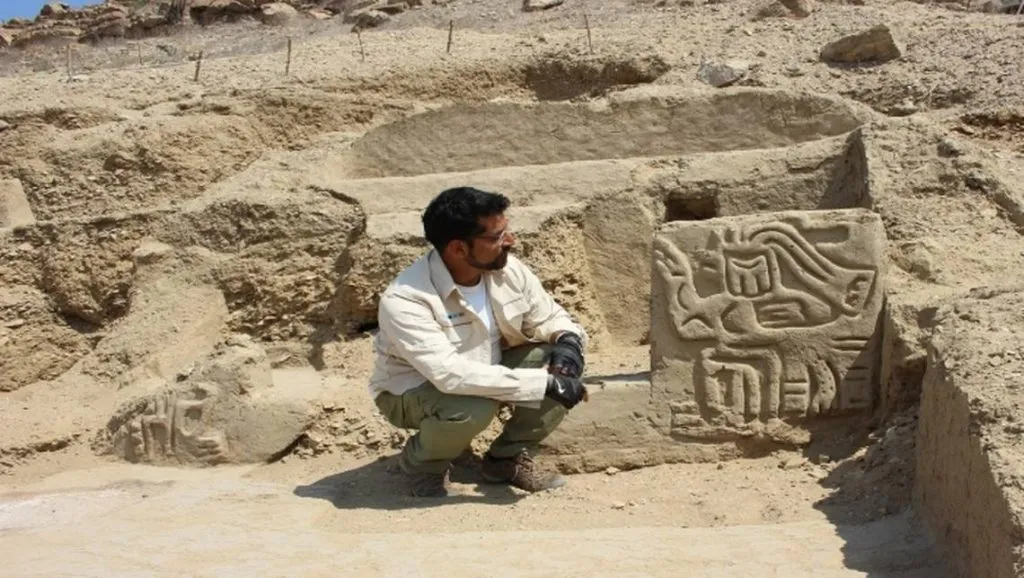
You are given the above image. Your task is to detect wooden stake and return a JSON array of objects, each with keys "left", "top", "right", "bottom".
[
  {"left": 584, "top": 12, "right": 593, "bottom": 54},
  {"left": 357, "top": 28, "right": 365, "bottom": 61},
  {"left": 193, "top": 50, "right": 203, "bottom": 82},
  {"left": 446, "top": 19, "right": 454, "bottom": 54},
  {"left": 137, "top": 44, "right": 142, "bottom": 66},
  {"left": 1017, "top": 0, "right": 1023, "bottom": 15},
  {"left": 286, "top": 37, "right": 292, "bottom": 76},
  {"left": 65, "top": 44, "right": 72, "bottom": 80}
]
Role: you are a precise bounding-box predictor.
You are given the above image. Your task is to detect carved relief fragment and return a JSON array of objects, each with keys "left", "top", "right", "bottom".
[{"left": 651, "top": 209, "right": 886, "bottom": 441}]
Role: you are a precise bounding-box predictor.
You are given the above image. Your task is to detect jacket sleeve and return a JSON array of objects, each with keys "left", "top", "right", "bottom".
[
  {"left": 517, "top": 261, "right": 590, "bottom": 349},
  {"left": 377, "top": 293, "right": 549, "bottom": 403}
]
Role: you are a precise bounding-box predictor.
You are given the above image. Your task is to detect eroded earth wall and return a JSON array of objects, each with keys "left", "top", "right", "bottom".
[{"left": 915, "top": 288, "right": 1024, "bottom": 578}]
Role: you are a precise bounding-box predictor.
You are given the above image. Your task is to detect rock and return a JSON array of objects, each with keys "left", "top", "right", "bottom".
[
  {"left": 0, "top": 179, "right": 35, "bottom": 229},
  {"left": 820, "top": 24, "right": 903, "bottom": 64},
  {"left": 896, "top": 239, "right": 938, "bottom": 281},
  {"left": 781, "top": 456, "right": 809, "bottom": 470},
  {"left": 349, "top": 9, "right": 390, "bottom": 29},
  {"left": 81, "top": 5, "right": 130, "bottom": 41},
  {"left": 651, "top": 210, "right": 887, "bottom": 446},
  {"left": 189, "top": 0, "right": 257, "bottom": 25},
  {"left": 523, "top": 0, "right": 565, "bottom": 11},
  {"left": 376, "top": 2, "right": 410, "bottom": 15},
  {"left": 938, "top": 137, "right": 965, "bottom": 158},
  {"left": 697, "top": 59, "right": 750, "bottom": 88},
  {"left": 779, "top": 0, "right": 814, "bottom": 17},
  {"left": 40, "top": 2, "right": 71, "bottom": 17},
  {"left": 0, "top": 120, "right": 9, "bottom": 132},
  {"left": 605, "top": 466, "right": 621, "bottom": 475},
  {"left": 105, "top": 336, "right": 324, "bottom": 466},
  {"left": 982, "top": 0, "right": 1022, "bottom": 12},
  {"left": 0, "top": 286, "right": 91, "bottom": 392},
  {"left": 261, "top": 2, "right": 298, "bottom": 25},
  {"left": 307, "top": 8, "right": 334, "bottom": 20},
  {"left": 612, "top": 501, "right": 628, "bottom": 510},
  {"left": 0, "top": 28, "right": 15, "bottom": 48}
]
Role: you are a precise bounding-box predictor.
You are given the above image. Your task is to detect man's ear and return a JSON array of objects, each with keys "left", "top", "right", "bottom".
[{"left": 442, "top": 239, "right": 468, "bottom": 260}]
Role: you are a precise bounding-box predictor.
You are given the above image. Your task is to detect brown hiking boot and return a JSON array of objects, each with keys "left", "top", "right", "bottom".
[
  {"left": 398, "top": 451, "right": 449, "bottom": 498},
  {"left": 481, "top": 450, "right": 567, "bottom": 492}
]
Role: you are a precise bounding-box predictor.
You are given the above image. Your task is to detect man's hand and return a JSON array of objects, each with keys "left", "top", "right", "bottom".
[
  {"left": 545, "top": 332, "right": 585, "bottom": 378},
  {"left": 545, "top": 374, "right": 588, "bottom": 409}
]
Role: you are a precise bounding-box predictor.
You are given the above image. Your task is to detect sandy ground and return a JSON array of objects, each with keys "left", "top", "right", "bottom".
[{"left": 0, "top": 456, "right": 947, "bottom": 578}]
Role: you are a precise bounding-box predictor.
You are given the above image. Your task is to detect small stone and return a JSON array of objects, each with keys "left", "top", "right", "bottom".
[
  {"left": 605, "top": 466, "right": 621, "bottom": 476},
  {"left": 781, "top": 457, "right": 809, "bottom": 470},
  {"left": 697, "top": 59, "right": 750, "bottom": 88},
  {"left": 717, "top": 462, "right": 725, "bottom": 470},
  {"left": 612, "top": 501, "right": 627, "bottom": 510},
  {"left": 815, "top": 453, "right": 831, "bottom": 464},
  {"left": 820, "top": 24, "right": 903, "bottom": 64},
  {"left": 261, "top": 2, "right": 298, "bottom": 26},
  {"left": 0, "top": 120, "right": 9, "bottom": 132},
  {"left": 779, "top": 0, "right": 814, "bottom": 17},
  {"left": 938, "top": 137, "right": 965, "bottom": 158},
  {"left": 3, "top": 319, "right": 26, "bottom": 329},
  {"left": 523, "top": 0, "right": 565, "bottom": 11}
]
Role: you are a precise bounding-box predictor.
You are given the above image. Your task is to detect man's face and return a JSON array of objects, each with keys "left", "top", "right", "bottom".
[{"left": 464, "top": 213, "right": 515, "bottom": 271}]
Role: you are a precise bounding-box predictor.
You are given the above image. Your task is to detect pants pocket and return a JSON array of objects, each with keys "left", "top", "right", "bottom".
[{"left": 374, "top": 392, "right": 406, "bottom": 428}]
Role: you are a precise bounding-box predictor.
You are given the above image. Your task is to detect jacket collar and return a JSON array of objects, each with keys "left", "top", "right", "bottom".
[
  {"left": 428, "top": 249, "right": 505, "bottom": 301},
  {"left": 428, "top": 249, "right": 459, "bottom": 300}
]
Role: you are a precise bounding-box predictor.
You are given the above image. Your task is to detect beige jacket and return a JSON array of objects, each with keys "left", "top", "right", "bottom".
[{"left": 368, "top": 249, "right": 588, "bottom": 404}]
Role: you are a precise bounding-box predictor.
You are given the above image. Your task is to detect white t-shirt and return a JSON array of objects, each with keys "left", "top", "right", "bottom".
[{"left": 458, "top": 281, "right": 502, "bottom": 363}]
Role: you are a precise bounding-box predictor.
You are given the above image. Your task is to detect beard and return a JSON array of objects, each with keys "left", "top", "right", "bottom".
[{"left": 468, "top": 246, "right": 510, "bottom": 270}]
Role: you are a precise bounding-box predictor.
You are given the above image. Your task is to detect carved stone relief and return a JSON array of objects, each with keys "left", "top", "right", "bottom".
[{"left": 651, "top": 209, "right": 886, "bottom": 441}]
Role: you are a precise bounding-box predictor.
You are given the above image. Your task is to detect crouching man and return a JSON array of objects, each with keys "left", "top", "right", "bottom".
[{"left": 369, "top": 186, "right": 589, "bottom": 498}]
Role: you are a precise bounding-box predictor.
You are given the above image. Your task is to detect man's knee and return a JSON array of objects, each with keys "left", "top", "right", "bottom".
[{"left": 435, "top": 396, "right": 500, "bottom": 435}]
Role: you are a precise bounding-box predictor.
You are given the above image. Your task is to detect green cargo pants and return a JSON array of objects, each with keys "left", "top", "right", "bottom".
[{"left": 373, "top": 344, "right": 567, "bottom": 475}]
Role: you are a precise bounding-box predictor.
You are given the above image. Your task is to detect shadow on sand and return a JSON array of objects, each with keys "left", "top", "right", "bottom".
[
  {"left": 293, "top": 452, "right": 524, "bottom": 510},
  {"left": 802, "top": 412, "right": 951, "bottom": 578}
]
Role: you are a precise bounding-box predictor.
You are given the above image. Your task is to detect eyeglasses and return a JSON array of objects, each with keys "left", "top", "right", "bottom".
[{"left": 474, "top": 229, "right": 514, "bottom": 244}]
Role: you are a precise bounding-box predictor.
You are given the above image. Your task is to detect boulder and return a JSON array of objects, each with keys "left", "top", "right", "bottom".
[
  {"left": 261, "top": 2, "right": 298, "bottom": 25},
  {"left": 820, "top": 24, "right": 903, "bottom": 64}
]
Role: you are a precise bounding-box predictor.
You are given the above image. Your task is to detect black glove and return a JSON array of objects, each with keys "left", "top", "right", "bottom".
[
  {"left": 545, "top": 373, "right": 587, "bottom": 409},
  {"left": 545, "top": 332, "right": 585, "bottom": 378}
]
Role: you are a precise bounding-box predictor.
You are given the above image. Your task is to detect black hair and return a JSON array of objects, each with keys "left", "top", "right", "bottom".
[{"left": 421, "top": 187, "right": 510, "bottom": 252}]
